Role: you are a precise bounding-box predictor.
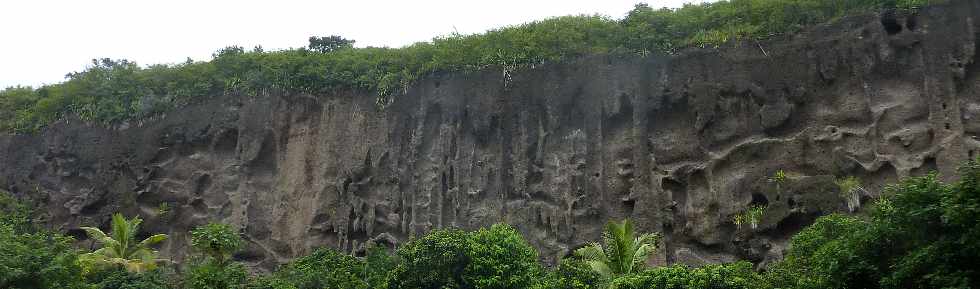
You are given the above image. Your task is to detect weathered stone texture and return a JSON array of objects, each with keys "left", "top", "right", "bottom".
[{"left": 2, "top": 0, "right": 979, "bottom": 270}]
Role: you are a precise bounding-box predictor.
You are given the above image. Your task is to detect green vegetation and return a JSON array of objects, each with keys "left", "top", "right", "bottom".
[
  {"left": 0, "top": 191, "right": 86, "bottom": 289},
  {"left": 387, "top": 224, "right": 545, "bottom": 289},
  {"left": 575, "top": 219, "right": 661, "bottom": 280},
  {"left": 79, "top": 213, "right": 169, "bottom": 274},
  {"left": 3, "top": 154, "right": 980, "bottom": 289},
  {"left": 733, "top": 205, "right": 767, "bottom": 230},
  {"left": 87, "top": 268, "right": 174, "bottom": 289},
  {"left": 186, "top": 223, "right": 249, "bottom": 289},
  {"left": 0, "top": 0, "right": 937, "bottom": 134},
  {"left": 768, "top": 161, "right": 980, "bottom": 289},
  {"left": 190, "top": 223, "right": 244, "bottom": 266},
  {"left": 610, "top": 262, "right": 766, "bottom": 289},
  {"left": 835, "top": 176, "right": 867, "bottom": 211}
]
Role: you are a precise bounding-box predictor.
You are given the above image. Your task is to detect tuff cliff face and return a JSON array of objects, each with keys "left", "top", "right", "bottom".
[{"left": 2, "top": 0, "right": 979, "bottom": 270}]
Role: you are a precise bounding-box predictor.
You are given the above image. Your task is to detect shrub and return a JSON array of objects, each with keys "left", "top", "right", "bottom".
[
  {"left": 770, "top": 158, "right": 980, "bottom": 289},
  {"left": 191, "top": 223, "right": 244, "bottom": 265},
  {"left": 0, "top": 191, "right": 86, "bottom": 289},
  {"left": 274, "top": 248, "right": 367, "bottom": 289},
  {"left": 247, "top": 276, "right": 297, "bottom": 289},
  {"left": 388, "top": 224, "right": 546, "bottom": 289},
  {"left": 388, "top": 229, "right": 470, "bottom": 289},
  {"left": 464, "top": 224, "right": 545, "bottom": 289},
  {"left": 185, "top": 260, "right": 250, "bottom": 289},
  {"left": 610, "top": 262, "right": 768, "bottom": 289},
  {"left": 363, "top": 244, "right": 397, "bottom": 289},
  {"left": 79, "top": 213, "right": 168, "bottom": 274},
  {"left": 544, "top": 258, "right": 604, "bottom": 289},
  {"left": 0, "top": 0, "right": 942, "bottom": 134},
  {"left": 88, "top": 268, "right": 173, "bottom": 289}
]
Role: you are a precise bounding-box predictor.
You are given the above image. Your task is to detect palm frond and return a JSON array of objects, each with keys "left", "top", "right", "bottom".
[
  {"left": 584, "top": 260, "right": 615, "bottom": 279},
  {"left": 79, "top": 213, "right": 168, "bottom": 274},
  {"left": 139, "top": 234, "right": 168, "bottom": 247},
  {"left": 577, "top": 219, "right": 662, "bottom": 278}
]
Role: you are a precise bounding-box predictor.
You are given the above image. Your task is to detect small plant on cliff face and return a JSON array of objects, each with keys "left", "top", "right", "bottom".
[
  {"left": 733, "top": 213, "right": 746, "bottom": 230},
  {"left": 769, "top": 170, "right": 787, "bottom": 186},
  {"left": 733, "top": 205, "right": 767, "bottom": 230},
  {"left": 79, "top": 213, "right": 168, "bottom": 274},
  {"left": 575, "top": 219, "right": 661, "bottom": 280},
  {"left": 746, "top": 205, "right": 766, "bottom": 229},
  {"left": 835, "top": 176, "right": 868, "bottom": 212},
  {"left": 156, "top": 203, "right": 171, "bottom": 218}
]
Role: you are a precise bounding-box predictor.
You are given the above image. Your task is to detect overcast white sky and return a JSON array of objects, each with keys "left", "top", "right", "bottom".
[{"left": 0, "top": 0, "right": 707, "bottom": 89}]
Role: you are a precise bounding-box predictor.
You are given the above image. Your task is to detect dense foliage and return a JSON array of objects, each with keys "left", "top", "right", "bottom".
[
  {"left": 272, "top": 248, "right": 368, "bottom": 289},
  {"left": 185, "top": 261, "right": 250, "bottom": 289},
  {"left": 386, "top": 224, "right": 547, "bottom": 289},
  {"left": 0, "top": 191, "right": 86, "bottom": 289},
  {"left": 79, "top": 213, "right": 169, "bottom": 274},
  {"left": 575, "top": 219, "right": 661, "bottom": 279},
  {"left": 767, "top": 160, "right": 980, "bottom": 289},
  {"left": 0, "top": 0, "right": 936, "bottom": 133},
  {"left": 611, "top": 262, "right": 767, "bottom": 289},
  {"left": 191, "top": 223, "right": 244, "bottom": 265},
  {"left": 87, "top": 268, "right": 174, "bottom": 289},
  {"left": 544, "top": 258, "right": 605, "bottom": 289},
  {"left": 4, "top": 159, "right": 980, "bottom": 288}
]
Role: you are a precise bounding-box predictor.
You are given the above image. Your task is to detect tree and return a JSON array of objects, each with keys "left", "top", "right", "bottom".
[
  {"left": 190, "top": 223, "right": 243, "bottom": 266},
  {"left": 79, "top": 213, "right": 168, "bottom": 273},
  {"left": 388, "top": 229, "right": 470, "bottom": 289},
  {"left": 274, "top": 248, "right": 366, "bottom": 289},
  {"left": 185, "top": 261, "right": 249, "bottom": 289},
  {"left": 463, "top": 224, "right": 545, "bottom": 289},
  {"left": 0, "top": 190, "right": 86, "bottom": 289},
  {"left": 363, "top": 243, "right": 396, "bottom": 289},
  {"left": 574, "top": 219, "right": 661, "bottom": 280},
  {"left": 769, "top": 158, "right": 980, "bottom": 289},
  {"left": 88, "top": 268, "right": 173, "bottom": 289},
  {"left": 609, "top": 262, "right": 768, "bottom": 289},
  {"left": 307, "top": 35, "right": 354, "bottom": 53},
  {"left": 544, "top": 258, "right": 603, "bottom": 289}
]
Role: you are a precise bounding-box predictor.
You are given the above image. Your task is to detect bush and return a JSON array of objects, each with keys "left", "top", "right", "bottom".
[
  {"left": 0, "top": 191, "right": 87, "bottom": 289},
  {"left": 247, "top": 276, "right": 297, "bottom": 289},
  {"left": 0, "top": 0, "right": 941, "bottom": 134},
  {"left": 185, "top": 260, "right": 250, "bottom": 289},
  {"left": 544, "top": 258, "right": 604, "bottom": 289},
  {"left": 610, "top": 262, "right": 768, "bottom": 289},
  {"left": 273, "top": 248, "right": 367, "bottom": 289},
  {"left": 388, "top": 229, "right": 470, "bottom": 289},
  {"left": 88, "top": 268, "right": 173, "bottom": 289},
  {"left": 464, "top": 224, "right": 545, "bottom": 289},
  {"left": 388, "top": 224, "right": 546, "bottom": 289},
  {"left": 364, "top": 244, "right": 397, "bottom": 289},
  {"left": 769, "top": 158, "right": 980, "bottom": 289},
  {"left": 191, "top": 223, "right": 244, "bottom": 265}
]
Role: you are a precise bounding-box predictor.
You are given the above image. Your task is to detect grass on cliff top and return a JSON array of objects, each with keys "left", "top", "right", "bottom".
[{"left": 0, "top": 0, "right": 933, "bottom": 134}]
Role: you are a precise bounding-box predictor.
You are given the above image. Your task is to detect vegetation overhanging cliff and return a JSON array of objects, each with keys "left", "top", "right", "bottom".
[
  {"left": 0, "top": 0, "right": 935, "bottom": 133},
  {"left": 1, "top": 0, "right": 978, "bottom": 288}
]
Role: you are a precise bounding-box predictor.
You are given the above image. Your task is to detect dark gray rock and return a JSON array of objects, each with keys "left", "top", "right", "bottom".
[{"left": 2, "top": 0, "right": 979, "bottom": 270}]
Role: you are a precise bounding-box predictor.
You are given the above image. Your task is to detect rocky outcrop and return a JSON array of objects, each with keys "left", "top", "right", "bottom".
[{"left": 2, "top": 0, "right": 979, "bottom": 270}]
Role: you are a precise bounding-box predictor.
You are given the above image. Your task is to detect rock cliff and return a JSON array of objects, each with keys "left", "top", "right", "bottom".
[{"left": 2, "top": 0, "right": 979, "bottom": 270}]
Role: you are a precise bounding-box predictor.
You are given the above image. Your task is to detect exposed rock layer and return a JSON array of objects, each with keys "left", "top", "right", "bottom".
[{"left": 3, "top": 0, "right": 980, "bottom": 269}]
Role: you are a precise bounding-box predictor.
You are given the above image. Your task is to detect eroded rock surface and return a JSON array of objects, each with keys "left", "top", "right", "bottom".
[{"left": 2, "top": 0, "right": 979, "bottom": 269}]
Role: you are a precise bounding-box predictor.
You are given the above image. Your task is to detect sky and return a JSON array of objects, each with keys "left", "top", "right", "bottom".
[{"left": 0, "top": 0, "right": 707, "bottom": 89}]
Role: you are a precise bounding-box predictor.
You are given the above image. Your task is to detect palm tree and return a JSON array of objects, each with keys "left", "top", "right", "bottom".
[
  {"left": 79, "top": 213, "right": 168, "bottom": 273},
  {"left": 574, "top": 219, "right": 661, "bottom": 279}
]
